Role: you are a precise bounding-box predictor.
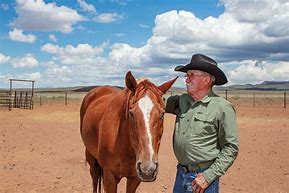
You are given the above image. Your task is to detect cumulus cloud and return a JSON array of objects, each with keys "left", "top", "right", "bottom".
[
  {"left": 13, "top": 0, "right": 85, "bottom": 33},
  {"left": 0, "top": 53, "right": 11, "bottom": 64},
  {"left": 9, "top": 29, "right": 37, "bottom": 43},
  {"left": 41, "top": 43, "right": 107, "bottom": 65},
  {"left": 121, "top": 0, "right": 289, "bottom": 66},
  {"left": 10, "top": 53, "right": 39, "bottom": 68},
  {"left": 77, "top": 0, "right": 96, "bottom": 13},
  {"left": 5, "top": 0, "right": 289, "bottom": 87},
  {"left": 227, "top": 60, "right": 289, "bottom": 84},
  {"left": 93, "top": 13, "right": 124, "bottom": 23}
]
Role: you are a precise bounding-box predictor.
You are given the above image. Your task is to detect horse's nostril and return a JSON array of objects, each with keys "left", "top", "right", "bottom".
[
  {"left": 137, "top": 161, "right": 142, "bottom": 171},
  {"left": 155, "top": 162, "right": 159, "bottom": 171}
]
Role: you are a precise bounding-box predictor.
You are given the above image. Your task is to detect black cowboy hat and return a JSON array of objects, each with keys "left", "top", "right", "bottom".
[{"left": 174, "top": 54, "right": 228, "bottom": 85}]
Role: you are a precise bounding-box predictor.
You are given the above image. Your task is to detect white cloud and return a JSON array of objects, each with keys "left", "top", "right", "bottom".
[
  {"left": 10, "top": 54, "right": 39, "bottom": 68},
  {"left": 226, "top": 60, "right": 289, "bottom": 84},
  {"left": 9, "top": 29, "right": 37, "bottom": 43},
  {"left": 4, "top": 0, "right": 289, "bottom": 88},
  {"left": 41, "top": 43, "right": 106, "bottom": 65},
  {"left": 0, "top": 53, "right": 11, "bottom": 64},
  {"left": 13, "top": 0, "right": 85, "bottom": 33},
  {"left": 77, "top": 0, "right": 96, "bottom": 13},
  {"left": 49, "top": 34, "right": 57, "bottom": 42},
  {"left": 93, "top": 13, "right": 124, "bottom": 23},
  {"left": 29, "top": 72, "right": 41, "bottom": 80}
]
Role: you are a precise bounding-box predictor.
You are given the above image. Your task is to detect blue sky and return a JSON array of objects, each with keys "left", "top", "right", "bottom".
[{"left": 1, "top": 0, "right": 289, "bottom": 88}]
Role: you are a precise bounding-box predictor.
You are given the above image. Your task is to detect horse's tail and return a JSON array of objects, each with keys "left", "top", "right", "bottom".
[
  {"left": 93, "top": 159, "right": 103, "bottom": 193},
  {"left": 85, "top": 150, "right": 103, "bottom": 193}
]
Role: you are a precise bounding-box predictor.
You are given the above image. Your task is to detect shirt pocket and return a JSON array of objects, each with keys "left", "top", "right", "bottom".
[{"left": 190, "top": 113, "right": 216, "bottom": 135}]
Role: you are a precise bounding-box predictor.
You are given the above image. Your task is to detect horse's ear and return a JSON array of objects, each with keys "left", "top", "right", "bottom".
[
  {"left": 125, "top": 71, "right": 137, "bottom": 92},
  {"left": 158, "top": 77, "right": 178, "bottom": 94}
]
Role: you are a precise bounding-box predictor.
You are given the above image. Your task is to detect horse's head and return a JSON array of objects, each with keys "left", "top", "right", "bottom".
[{"left": 125, "top": 71, "right": 177, "bottom": 182}]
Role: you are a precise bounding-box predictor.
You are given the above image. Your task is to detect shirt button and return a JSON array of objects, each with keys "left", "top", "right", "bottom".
[
  {"left": 187, "top": 120, "right": 189, "bottom": 122},
  {"left": 183, "top": 132, "right": 185, "bottom": 134}
]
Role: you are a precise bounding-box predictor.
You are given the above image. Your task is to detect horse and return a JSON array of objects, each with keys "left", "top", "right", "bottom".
[{"left": 80, "top": 71, "right": 177, "bottom": 193}]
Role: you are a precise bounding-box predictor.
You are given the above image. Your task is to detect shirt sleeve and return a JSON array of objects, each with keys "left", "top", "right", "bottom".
[
  {"left": 203, "top": 103, "right": 240, "bottom": 183},
  {"left": 164, "top": 95, "right": 179, "bottom": 115}
]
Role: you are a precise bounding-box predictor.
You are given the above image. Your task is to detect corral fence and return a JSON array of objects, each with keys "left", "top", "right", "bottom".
[
  {"left": 0, "top": 91, "right": 10, "bottom": 108},
  {"left": 0, "top": 79, "right": 35, "bottom": 110},
  {"left": 34, "top": 92, "right": 85, "bottom": 106},
  {"left": 217, "top": 90, "right": 287, "bottom": 108},
  {"left": 169, "top": 89, "right": 288, "bottom": 108},
  {"left": 0, "top": 90, "right": 33, "bottom": 109},
  {"left": 1, "top": 89, "right": 288, "bottom": 109}
]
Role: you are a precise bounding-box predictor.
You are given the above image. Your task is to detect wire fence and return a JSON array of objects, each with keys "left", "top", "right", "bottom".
[{"left": 1, "top": 90, "right": 288, "bottom": 110}]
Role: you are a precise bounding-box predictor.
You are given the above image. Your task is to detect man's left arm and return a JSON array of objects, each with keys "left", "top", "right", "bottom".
[{"left": 202, "top": 103, "right": 240, "bottom": 183}]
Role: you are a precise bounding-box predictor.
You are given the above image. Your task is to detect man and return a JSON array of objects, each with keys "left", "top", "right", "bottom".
[{"left": 165, "top": 54, "right": 239, "bottom": 193}]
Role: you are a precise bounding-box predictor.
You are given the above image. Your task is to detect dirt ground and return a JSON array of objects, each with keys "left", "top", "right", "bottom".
[{"left": 1, "top": 102, "right": 289, "bottom": 193}]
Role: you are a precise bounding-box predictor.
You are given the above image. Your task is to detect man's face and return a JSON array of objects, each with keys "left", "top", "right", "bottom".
[{"left": 185, "top": 70, "right": 209, "bottom": 95}]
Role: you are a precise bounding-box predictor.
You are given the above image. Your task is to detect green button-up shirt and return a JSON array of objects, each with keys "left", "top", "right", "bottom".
[{"left": 165, "top": 90, "right": 239, "bottom": 183}]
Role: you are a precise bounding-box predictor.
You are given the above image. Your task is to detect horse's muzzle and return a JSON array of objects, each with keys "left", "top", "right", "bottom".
[{"left": 136, "top": 161, "right": 159, "bottom": 182}]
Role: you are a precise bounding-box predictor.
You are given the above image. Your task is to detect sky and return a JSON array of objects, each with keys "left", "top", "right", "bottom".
[{"left": 1, "top": 0, "right": 289, "bottom": 88}]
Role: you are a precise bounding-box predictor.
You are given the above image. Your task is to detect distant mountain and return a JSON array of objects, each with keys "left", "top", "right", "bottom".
[
  {"left": 260, "top": 81, "right": 289, "bottom": 85},
  {"left": 217, "top": 80, "right": 289, "bottom": 91}
]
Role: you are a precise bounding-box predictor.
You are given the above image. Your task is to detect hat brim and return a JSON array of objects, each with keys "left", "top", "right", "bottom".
[{"left": 174, "top": 62, "right": 228, "bottom": 85}]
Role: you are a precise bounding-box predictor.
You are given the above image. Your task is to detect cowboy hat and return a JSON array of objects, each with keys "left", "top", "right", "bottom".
[{"left": 174, "top": 54, "right": 228, "bottom": 85}]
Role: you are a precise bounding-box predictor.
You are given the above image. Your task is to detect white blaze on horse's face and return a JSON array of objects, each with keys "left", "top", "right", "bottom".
[
  {"left": 138, "top": 95, "right": 154, "bottom": 161},
  {"left": 136, "top": 94, "right": 159, "bottom": 182}
]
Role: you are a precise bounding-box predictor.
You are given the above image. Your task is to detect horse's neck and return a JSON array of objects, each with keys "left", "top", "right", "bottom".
[{"left": 116, "top": 90, "right": 134, "bottom": 147}]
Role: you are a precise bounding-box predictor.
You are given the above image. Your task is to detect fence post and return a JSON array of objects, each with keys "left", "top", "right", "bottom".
[
  {"left": 253, "top": 92, "right": 256, "bottom": 107},
  {"left": 14, "top": 91, "right": 17, "bottom": 108},
  {"left": 9, "top": 81, "right": 11, "bottom": 110},
  {"left": 65, "top": 92, "right": 67, "bottom": 106},
  {"left": 40, "top": 95, "right": 42, "bottom": 106},
  {"left": 225, "top": 89, "right": 228, "bottom": 100},
  {"left": 284, "top": 92, "right": 286, "bottom": 108},
  {"left": 25, "top": 92, "right": 28, "bottom": 108}
]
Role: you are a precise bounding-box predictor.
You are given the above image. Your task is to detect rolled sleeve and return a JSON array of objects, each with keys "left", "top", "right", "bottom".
[{"left": 164, "top": 95, "right": 179, "bottom": 115}]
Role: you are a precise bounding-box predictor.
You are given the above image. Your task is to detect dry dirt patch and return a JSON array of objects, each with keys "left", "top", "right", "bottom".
[{"left": 1, "top": 104, "right": 289, "bottom": 193}]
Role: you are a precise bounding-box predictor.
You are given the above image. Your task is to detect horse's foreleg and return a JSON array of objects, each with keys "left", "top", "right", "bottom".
[
  {"left": 126, "top": 177, "right": 141, "bottom": 193},
  {"left": 103, "top": 169, "right": 119, "bottom": 193}
]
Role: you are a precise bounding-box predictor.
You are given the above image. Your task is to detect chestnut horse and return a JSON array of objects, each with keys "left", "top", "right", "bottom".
[{"left": 80, "top": 71, "right": 177, "bottom": 193}]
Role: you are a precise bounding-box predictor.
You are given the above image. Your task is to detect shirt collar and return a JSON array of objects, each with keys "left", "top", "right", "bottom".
[
  {"left": 200, "top": 90, "right": 215, "bottom": 103},
  {"left": 188, "top": 90, "right": 215, "bottom": 106}
]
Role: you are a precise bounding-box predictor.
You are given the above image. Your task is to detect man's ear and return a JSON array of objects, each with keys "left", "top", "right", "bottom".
[
  {"left": 158, "top": 77, "right": 178, "bottom": 94},
  {"left": 125, "top": 71, "right": 137, "bottom": 92}
]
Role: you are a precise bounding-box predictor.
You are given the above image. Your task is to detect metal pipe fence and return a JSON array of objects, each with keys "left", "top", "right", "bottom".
[
  {"left": 168, "top": 89, "right": 288, "bottom": 108},
  {"left": 1, "top": 90, "right": 288, "bottom": 109}
]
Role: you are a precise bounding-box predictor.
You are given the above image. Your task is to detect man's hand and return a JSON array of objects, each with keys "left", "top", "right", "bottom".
[{"left": 192, "top": 173, "right": 209, "bottom": 193}]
